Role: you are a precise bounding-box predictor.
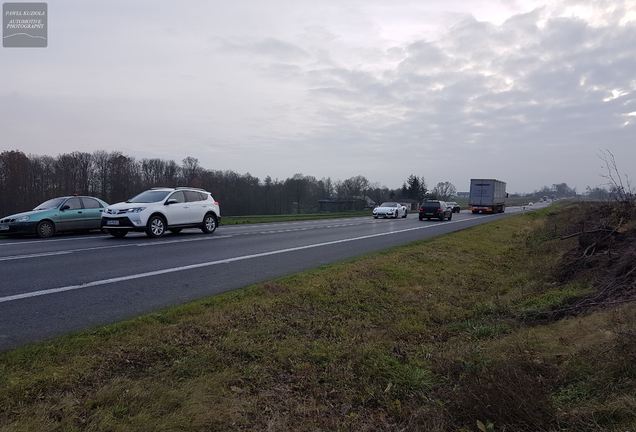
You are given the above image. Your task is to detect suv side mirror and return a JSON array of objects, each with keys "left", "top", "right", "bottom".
[
  {"left": 165, "top": 199, "right": 178, "bottom": 205},
  {"left": 60, "top": 205, "right": 70, "bottom": 211}
]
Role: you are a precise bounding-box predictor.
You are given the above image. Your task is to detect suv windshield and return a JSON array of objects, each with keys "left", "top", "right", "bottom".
[
  {"left": 127, "top": 190, "right": 171, "bottom": 203},
  {"left": 34, "top": 197, "right": 66, "bottom": 210},
  {"left": 380, "top": 202, "right": 398, "bottom": 207}
]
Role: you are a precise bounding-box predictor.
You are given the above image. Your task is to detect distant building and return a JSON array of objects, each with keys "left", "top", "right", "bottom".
[{"left": 398, "top": 198, "right": 419, "bottom": 211}]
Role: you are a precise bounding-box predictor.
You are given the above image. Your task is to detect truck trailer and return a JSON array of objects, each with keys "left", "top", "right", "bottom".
[{"left": 469, "top": 179, "right": 507, "bottom": 213}]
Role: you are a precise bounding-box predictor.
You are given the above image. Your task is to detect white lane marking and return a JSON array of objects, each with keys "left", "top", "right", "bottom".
[
  {"left": 135, "top": 235, "right": 232, "bottom": 247},
  {"left": 0, "top": 235, "right": 106, "bottom": 246},
  {"left": 0, "top": 235, "right": 233, "bottom": 262},
  {"left": 0, "top": 251, "right": 73, "bottom": 261},
  {"left": 223, "top": 216, "right": 369, "bottom": 230},
  {"left": 0, "top": 215, "right": 494, "bottom": 303},
  {"left": 228, "top": 218, "right": 408, "bottom": 236}
]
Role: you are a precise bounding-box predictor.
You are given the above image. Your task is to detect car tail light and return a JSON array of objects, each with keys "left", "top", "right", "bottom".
[
  {"left": 214, "top": 201, "right": 219, "bottom": 206},
  {"left": 419, "top": 207, "right": 424, "bottom": 211}
]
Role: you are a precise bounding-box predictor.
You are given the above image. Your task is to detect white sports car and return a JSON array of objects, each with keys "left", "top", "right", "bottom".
[{"left": 372, "top": 202, "right": 408, "bottom": 219}]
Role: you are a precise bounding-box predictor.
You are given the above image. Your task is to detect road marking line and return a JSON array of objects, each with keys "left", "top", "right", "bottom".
[
  {"left": 0, "top": 216, "right": 495, "bottom": 303},
  {"left": 135, "top": 235, "right": 232, "bottom": 247},
  {"left": 0, "top": 235, "right": 106, "bottom": 246},
  {"left": 0, "top": 235, "right": 233, "bottom": 261},
  {"left": 0, "top": 251, "right": 73, "bottom": 261}
]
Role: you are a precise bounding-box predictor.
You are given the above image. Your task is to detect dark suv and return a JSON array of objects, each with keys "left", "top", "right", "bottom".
[{"left": 419, "top": 200, "right": 453, "bottom": 221}]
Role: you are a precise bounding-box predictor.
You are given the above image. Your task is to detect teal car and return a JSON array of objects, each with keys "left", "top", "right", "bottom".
[{"left": 0, "top": 196, "right": 109, "bottom": 238}]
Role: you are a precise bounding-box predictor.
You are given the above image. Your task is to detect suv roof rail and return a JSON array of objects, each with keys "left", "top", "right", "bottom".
[{"left": 175, "top": 186, "right": 207, "bottom": 192}]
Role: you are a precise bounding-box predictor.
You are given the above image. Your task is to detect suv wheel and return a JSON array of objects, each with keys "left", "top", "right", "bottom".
[
  {"left": 146, "top": 215, "right": 166, "bottom": 238},
  {"left": 36, "top": 220, "right": 55, "bottom": 238},
  {"left": 201, "top": 213, "right": 217, "bottom": 234}
]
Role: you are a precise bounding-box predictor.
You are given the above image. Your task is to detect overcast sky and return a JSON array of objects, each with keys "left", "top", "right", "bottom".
[{"left": 1, "top": 0, "right": 635, "bottom": 192}]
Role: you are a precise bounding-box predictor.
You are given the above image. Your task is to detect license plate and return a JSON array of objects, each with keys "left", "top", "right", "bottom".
[
  {"left": 0, "top": 224, "right": 8, "bottom": 231},
  {"left": 106, "top": 220, "right": 120, "bottom": 226}
]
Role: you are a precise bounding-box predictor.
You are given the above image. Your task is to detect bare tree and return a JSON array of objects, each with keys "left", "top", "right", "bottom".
[
  {"left": 432, "top": 181, "right": 457, "bottom": 200},
  {"left": 599, "top": 149, "right": 634, "bottom": 204},
  {"left": 181, "top": 156, "right": 203, "bottom": 187},
  {"left": 335, "top": 175, "right": 369, "bottom": 200},
  {"left": 367, "top": 182, "right": 390, "bottom": 205}
]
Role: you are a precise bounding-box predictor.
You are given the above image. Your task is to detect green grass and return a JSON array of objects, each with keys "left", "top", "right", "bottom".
[
  {"left": 222, "top": 211, "right": 369, "bottom": 225},
  {"left": 0, "top": 205, "right": 634, "bottom": 431}
]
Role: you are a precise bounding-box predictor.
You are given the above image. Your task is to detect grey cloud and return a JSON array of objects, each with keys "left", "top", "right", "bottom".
[
  {"left": 216, "top": 37, "right": 310, "bottom": 61},
  {"left": 276, "top": 3, "right": 636, "bottom": 189}
]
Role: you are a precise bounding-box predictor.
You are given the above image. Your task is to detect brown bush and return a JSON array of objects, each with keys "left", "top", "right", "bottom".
[
  {"left": 537, "top": 203, "right": 636, "bottom": 318},
  {"left": 434, "top": 354, "right": 558, "bottom": 431}
]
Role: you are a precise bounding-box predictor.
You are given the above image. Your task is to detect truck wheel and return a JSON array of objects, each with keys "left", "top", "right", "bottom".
[{"left": 448, "top": 213, "right": 452, "bottom": 221}]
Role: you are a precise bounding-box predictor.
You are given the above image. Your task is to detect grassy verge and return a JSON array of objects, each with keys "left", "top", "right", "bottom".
[
  {"left": 222, "top": 211, "right": 369, "bottom": 225},
  {"left": 0, "top": 206, "right": 634, "bottom": 431}
]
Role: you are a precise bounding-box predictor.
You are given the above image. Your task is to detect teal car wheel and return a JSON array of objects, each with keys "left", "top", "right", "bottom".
[{"left": 36, "top": 220, "right": 55, "bottom": 238}]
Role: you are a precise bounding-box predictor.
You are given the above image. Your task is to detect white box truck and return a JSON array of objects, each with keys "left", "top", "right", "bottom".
[{"left": 469, "top": 179, "right": 507, "bottom": 213}]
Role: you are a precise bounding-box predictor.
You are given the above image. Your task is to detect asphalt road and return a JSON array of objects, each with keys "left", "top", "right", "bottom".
[{"left": 0, "top": 206, "right": 535, "bottom": 351}]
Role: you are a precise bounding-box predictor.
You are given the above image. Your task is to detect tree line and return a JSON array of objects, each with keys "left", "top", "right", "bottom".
[{"left": 0, "top": 150, "right": 458, "bottom": 216}]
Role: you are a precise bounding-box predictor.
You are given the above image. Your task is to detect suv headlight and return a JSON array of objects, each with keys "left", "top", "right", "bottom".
[
  {"left": 17, "top": 215, "right": 30, "bottom": 222},
  {"left": 126, "top": 207, "right": 146, "bottom": 213}
]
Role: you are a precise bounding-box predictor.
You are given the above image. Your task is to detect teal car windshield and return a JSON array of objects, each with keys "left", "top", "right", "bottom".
[{"left": 34, "top": 197, "right": 66, "bottom": 211}]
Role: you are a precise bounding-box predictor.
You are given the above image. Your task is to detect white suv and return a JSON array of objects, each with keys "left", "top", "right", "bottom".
[{"left": 101, "top": 187, "right": 220, "bottom": 238}]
